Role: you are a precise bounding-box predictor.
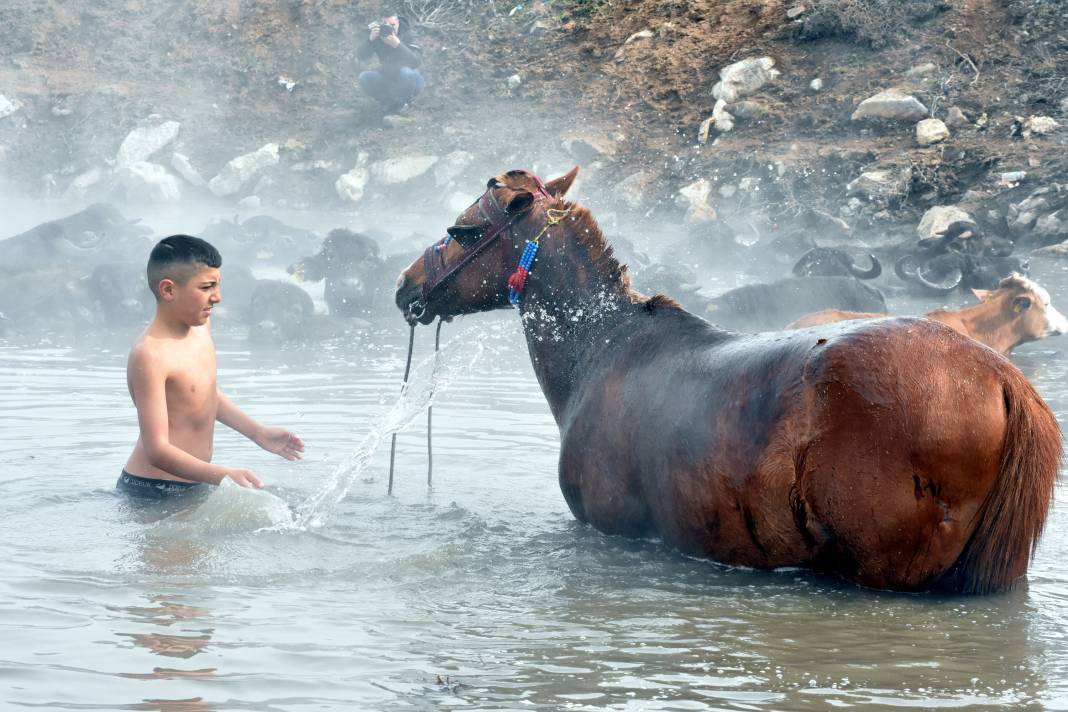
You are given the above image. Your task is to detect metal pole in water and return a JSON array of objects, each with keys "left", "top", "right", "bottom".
[{"left": 388, "top": 323, "right": 417, "bottom": 495}]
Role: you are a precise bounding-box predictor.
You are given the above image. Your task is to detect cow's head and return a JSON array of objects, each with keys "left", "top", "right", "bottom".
[{"left": 971, "top": 273, "right": 1068, "bottom": 352}]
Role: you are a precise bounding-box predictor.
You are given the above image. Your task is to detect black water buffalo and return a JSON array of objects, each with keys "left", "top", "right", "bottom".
[
  {"left": 792, "top": 247, "right": 882, "bottom": 279},
  {"left": 247, "top": 280, "right": 317, "bottom": 344},
  {"left": 0, "top": 203, "right": 152, "bottom": 274},
  {"left": 246, "top": 279, "right": 363, "bottom": 344},
  {"left": 895, "top": 253, "right": 1030, "bottom": 292},
  {"left": 896, "top": 220, "right": 1026, "bottom": 292},
  {"left": 200, "top": 215, "right": 321, "bottom": 272},
  {"left": 704, "top": 276, "right": 887, "bottom": 331},
  {"left": 287, "top": 228, "right": 405, "bottom": 319}
]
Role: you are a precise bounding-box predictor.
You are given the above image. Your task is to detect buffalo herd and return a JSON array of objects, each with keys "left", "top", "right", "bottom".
[{"left": 0, "top": 202, "right": 1061, "bottom": 350}]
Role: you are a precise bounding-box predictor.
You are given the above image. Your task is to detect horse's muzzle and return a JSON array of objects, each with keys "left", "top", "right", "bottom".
[{"left": 395, "top": 276, "right": 435, "bottom": 325}]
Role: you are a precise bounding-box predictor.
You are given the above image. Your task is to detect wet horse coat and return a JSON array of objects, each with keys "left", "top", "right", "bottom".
[{"left": 395, "top": 168, "right": 1061, "bottom": 593}]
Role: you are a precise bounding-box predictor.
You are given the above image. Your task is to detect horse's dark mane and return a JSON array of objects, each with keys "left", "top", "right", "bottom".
[{"left": 555, "top": 198, "right": 682, "bottom": 311}]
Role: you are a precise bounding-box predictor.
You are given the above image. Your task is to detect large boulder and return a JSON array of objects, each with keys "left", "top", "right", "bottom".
[
  {"left": 115, "top": 120, "right": 180, "bottom": 166},
  {"left": 712, "top": 57, "right": 780, "bottom": 103},
  {"left": 917, "top": 205, "right": 974, "bottom": 241},
  {"left": 117, "top": 161, "right": 182, "bottom": 203},
  {"left": 370, "top": 155, "right": 439, "bottom": 185},
  {"left": 916, "top": 118, "right": 949, "bottom": 146},
  {"left": 846, "top": 167, "right": 909, "bottom": 202},
  {"left": 208, "top": 143, "right": 280, "bottom": 197},
  {"left": 852, "top": 90, "right": 928, "bottom": 122}
]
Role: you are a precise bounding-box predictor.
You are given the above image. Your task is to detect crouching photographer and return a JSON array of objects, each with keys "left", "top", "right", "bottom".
[{"left": 356, "top": 13, "right": 424, "bottom": 114}]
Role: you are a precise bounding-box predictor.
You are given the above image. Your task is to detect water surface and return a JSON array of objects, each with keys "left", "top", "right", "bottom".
[{"left": 2, "top": 296, "right": 1068, "bottom": 710}]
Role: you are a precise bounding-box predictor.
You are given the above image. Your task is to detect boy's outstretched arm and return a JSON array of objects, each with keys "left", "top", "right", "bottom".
[
  {"left": 216, "top": 391, "right": 305, "bottom": 461},
  {"left": 128, "top": 347, "right": 263, "bottom": 488}
]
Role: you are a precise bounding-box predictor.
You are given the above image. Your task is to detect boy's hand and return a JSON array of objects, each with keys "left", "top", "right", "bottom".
[
  {"left": 226, "top": 468, "right": 264, "bottom": 489},
  {"left": 256, "top": 426, "right": 305, "bottom": 461}
]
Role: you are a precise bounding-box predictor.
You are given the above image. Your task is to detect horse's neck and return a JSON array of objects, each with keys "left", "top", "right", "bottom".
[{"left": 515, "top": 223, "right": 638, "bottom": 421}]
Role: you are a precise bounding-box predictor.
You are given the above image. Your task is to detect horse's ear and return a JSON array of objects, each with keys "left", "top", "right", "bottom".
[
  {"left": 545, "top": 166, "right": 579, "bottom": 198},
  {"left": 506, "top": 190, "right": 534, "bottom": 213}
]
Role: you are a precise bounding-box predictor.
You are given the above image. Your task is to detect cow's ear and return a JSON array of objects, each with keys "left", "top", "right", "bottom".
[
  {"left": 971, "top": 288, "right": 992, "bottom": 302},
  {"left": 1012, "top": 296, "right": 1032, "bottom": 313},
  {"left": 545, "top": 167, "right": 579, "bottom": 198}
]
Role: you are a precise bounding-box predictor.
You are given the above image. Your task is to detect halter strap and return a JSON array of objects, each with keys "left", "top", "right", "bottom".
[{"left": 410, "top": 170, "right": 554, "bottom": 318}]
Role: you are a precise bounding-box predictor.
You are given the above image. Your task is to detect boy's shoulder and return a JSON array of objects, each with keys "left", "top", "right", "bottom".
[{"left": 127, "top": 331, "right": 163, "bottom": 372}]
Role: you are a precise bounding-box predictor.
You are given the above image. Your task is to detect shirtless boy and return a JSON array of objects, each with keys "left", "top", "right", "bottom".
[{"left": 119, "top": 234, "right": 304, "bottom": 498}]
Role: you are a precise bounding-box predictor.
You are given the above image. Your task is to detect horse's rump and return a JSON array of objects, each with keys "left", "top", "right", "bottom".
[{"left": 792, "top": 317, "right": 1060, "bottom": 591}]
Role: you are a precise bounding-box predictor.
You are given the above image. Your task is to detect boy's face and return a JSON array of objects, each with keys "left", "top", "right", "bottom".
[{"left": 159, "top": 266, "right": 221, "bottom": 326}]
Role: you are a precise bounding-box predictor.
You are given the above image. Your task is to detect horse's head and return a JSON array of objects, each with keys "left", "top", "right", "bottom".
[{"left": 395, "top": 167, "right": 579, "bottom": 324}]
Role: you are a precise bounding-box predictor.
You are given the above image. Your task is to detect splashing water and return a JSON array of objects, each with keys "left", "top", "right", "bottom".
[
  {"left": 293, "top": 328, "right": 487, "bottom": 528},
  {"left": 158, "top": 478, "right": 296, "bottom": 532}
]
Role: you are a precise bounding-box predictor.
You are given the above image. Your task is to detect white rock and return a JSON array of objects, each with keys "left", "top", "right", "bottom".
[
  {"left": 335, "top": 154, "right": 370, "bottom": 203},
  {"left": 916, "top": 118, "right": 949, "bottom": 146},
  {"left": 507, "top": 74, "right": 522, "bottom": 90},
  {"left": 208, "top": 143, "right": 280, "bottom": 197},
  {"left": 171, "top": 152, "right": 207, "bottom": 188},
  {"left": 0, "top": 94, "right": 24, "bottom": 119},
  {"left": 712, "top": 57, "right": 780, "bottom": 103},
  {"left": 677, "top": 179, "right": 716, "bottom": 224},
  {"left": 370, "top": 155, "right": 439, "bottom": 185},
  {"left": 712, "top": 98, "right": 734, "bottom": 133},
  {"left": 809, "top": 77, "right": 823, "bottom": 91},
  {"left": 115, "top": 120, "right": 181, "bottom": 167},
  {"left": 433, "top": 150, "right": 475, "bottom": 188},
  {"left": 917, "top": 205, "right": 974, "bottom": 240},
  {"left": 851, "top": 90, "right": 928, "bottom": 122},
  {"left": 624, "top": 29, "right": 654, "bottom": 44},
  {"left": 1024, "top": 116, "right": 1059, "bottom": 136},
  {"left": 1034, "top": 210, "right": 1067, "bottom": 237},
  {"left": 117, "top": 161, "right": 182, "bottom": 203},
  {"left": 846, "top": 169, "right": 909, "bottom": 200}
]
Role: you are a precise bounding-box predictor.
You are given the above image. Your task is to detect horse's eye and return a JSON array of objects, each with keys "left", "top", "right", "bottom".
[{"left": 446, "top": 224, "right": 485, "bottom": 247}]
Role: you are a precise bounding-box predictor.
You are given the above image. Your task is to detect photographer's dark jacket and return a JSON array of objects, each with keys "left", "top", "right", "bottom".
[{"left": 357, "top": 17, "right": 422, "bottom": 75}]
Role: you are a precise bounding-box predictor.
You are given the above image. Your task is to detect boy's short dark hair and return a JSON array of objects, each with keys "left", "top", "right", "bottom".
[{"left": 147, "top": 234, "right": 222, "bottom": 299}]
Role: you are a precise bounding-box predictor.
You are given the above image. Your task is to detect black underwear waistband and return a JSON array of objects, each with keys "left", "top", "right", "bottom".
[{"left": 116, "top": 470, "right": 205, "bottom": 499}]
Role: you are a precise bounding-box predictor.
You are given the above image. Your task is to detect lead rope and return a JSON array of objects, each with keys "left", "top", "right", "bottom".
[
  {"left": 387, "top": 318, "right": 444, "bottom": 495},
  {"left": 387, "top": 323, "right": 417, "bottom": 495},
  {"left": 427, "top": 317, "right": 444, "bottom": 487}
]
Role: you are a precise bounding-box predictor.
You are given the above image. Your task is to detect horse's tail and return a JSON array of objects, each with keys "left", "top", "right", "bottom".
[{"left": 947, "top": 368, "right": 1061, "bottom": 594}]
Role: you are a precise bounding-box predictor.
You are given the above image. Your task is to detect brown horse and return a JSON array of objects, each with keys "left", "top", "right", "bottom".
[{"left": 395, "top": 168, "right": 1062, "bottom": 593}]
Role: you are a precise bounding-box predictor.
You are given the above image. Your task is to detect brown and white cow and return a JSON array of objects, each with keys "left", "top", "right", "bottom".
[{"left": 785, "top": 273, "right": 1068, "bottom": 355}]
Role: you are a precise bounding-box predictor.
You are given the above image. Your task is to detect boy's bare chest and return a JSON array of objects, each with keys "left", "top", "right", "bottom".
[{"left": 164, "top": 350, "right": 217, "bottom": 420}]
